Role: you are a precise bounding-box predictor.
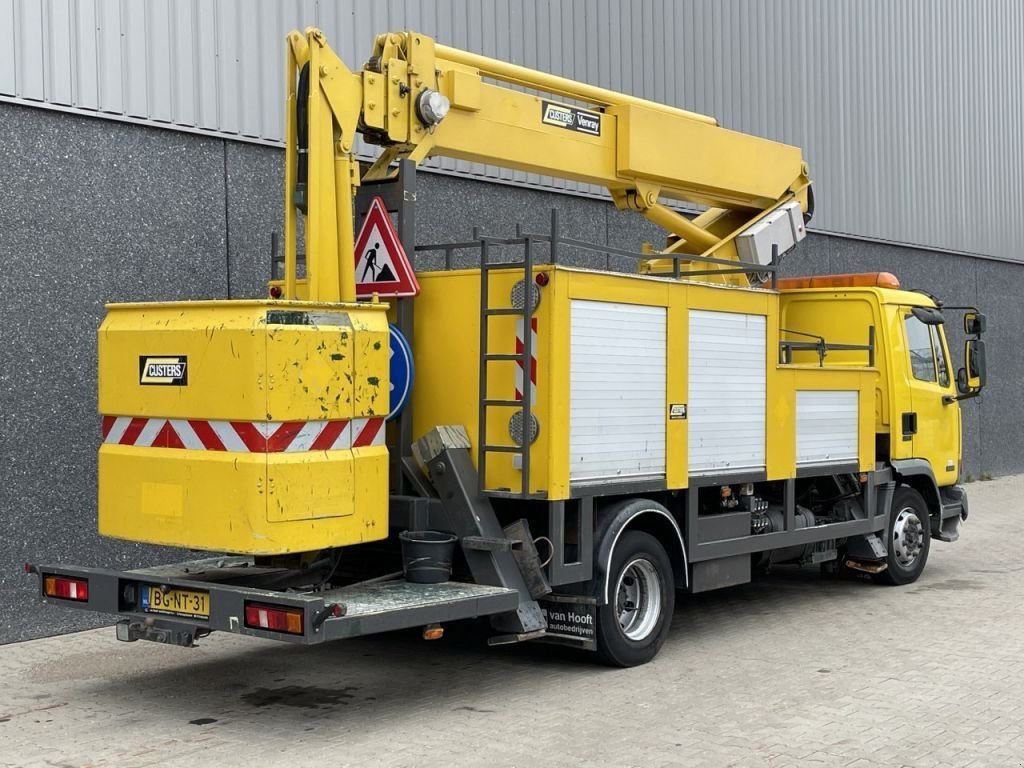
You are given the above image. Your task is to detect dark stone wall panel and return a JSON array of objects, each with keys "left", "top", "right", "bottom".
[
  {"left": 973, "top": 259, "right": 1023, "bottom": 477},
  {"left": 225, "top": 141, "right": 283, "bottom": 300},
  {"left": 0, "top": 119, "right": 1015, "bottom": 643},
  {"left": 414, "top": 173, "right": 603, "bottom": 270},
  {"left": 1, "top": 105, "right": 222, "bottom": 643}
]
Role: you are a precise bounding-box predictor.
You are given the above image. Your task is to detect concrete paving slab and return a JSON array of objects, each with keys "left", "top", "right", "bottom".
[{"left": 1, "top": 475, "right": 1020, "bottom": 766}]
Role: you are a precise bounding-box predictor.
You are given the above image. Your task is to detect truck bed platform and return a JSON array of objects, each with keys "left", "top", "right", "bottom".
[{"left": 30, "top": 558, "right": 519, "bottom": 647}]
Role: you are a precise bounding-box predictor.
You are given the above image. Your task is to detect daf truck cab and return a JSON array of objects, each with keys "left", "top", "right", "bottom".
[{"left": 780, "top": 271, "right": 986, "bottom": 571}]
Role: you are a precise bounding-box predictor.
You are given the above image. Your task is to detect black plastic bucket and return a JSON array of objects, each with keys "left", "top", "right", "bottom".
[{"left": 399, "top": 530, "right": 458, "bottom": 584}]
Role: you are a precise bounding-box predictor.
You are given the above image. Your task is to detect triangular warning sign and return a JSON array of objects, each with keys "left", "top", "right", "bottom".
[{"left": 354, "top": 196, "right": 420, "bottom": 298}]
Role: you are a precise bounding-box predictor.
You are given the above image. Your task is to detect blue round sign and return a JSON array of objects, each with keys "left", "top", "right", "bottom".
[{"left": 387, "top": 324, "right": 414, "bottom": 421}]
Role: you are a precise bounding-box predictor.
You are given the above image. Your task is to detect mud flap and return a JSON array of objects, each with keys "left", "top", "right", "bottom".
[
  {"left": 536, "top": 594, "right": 597, "bottom": 651},
  {"left": 845, "top": 532, "right": 887, "bottom": 561}
]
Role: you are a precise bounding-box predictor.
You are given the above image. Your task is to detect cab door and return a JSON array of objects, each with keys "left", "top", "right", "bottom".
[{"left": 901, "top": 309, "right": 960, "bottom": 486}]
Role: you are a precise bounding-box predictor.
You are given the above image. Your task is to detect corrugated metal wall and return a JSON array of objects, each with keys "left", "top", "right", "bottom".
[{"left": 2, "top": 0, "right": 1022, "bottom": 260}]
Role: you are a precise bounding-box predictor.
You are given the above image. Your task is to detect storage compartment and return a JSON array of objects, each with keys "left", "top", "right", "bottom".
[
  {"left": 796, "top": 389, "right": 859, "bottom": 467},
  {"left": 97, "top": 300, "right": 390, "bottom": 555},
  {"left": 735, "top": 200, "right": 806, "bottom": 265},
  {"left": 691, "top": 555, "right": 751, "bottom": 593},
  {"left": 411, "top": 264, "right": 875, "bottom": 501},
  {"left": 689, "top": 310, "right": 767, "bottom": 476},
  {"left": 696, "top": 510, "right": 752, "bottom": 544},
  {"left": 569, "top": 299, "right": 667, "bottom": 484}
]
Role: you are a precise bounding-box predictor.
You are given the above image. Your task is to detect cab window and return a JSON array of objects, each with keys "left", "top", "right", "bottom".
[{"left": 905, "top": 314, "right": 936, "bottom": 382}]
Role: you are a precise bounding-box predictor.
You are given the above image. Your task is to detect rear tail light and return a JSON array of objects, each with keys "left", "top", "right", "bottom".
[
  {"left": 43, "top": 575, "right": 89, "bottom": 602},
  {"left": 244, "top": 602, "right": 304, "bottom": 635}
]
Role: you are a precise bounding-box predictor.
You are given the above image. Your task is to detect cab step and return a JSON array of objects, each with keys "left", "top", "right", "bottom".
[{"left": 844, "top": 558, "right": 887, "bottom": 575}]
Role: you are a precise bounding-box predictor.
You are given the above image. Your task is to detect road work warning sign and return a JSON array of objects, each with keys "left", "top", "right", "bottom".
[{"left": 354, "top": 196, "right": 420, "bottom": 298}]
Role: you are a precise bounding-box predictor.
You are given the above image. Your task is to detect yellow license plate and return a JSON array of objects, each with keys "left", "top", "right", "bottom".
[{"left": 142, "top": 587, "right": 210, "bottom": 619}]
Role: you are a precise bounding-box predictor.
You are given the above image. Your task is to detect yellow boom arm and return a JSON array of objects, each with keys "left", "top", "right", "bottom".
[{"left": 284, "top": 28, "right": 812, "bottom": 302}]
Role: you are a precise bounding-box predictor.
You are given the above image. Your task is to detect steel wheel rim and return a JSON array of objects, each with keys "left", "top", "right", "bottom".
[
  {"left": 892, "top": 506, "right": 925, "bottom": 567},
  {"left": 615, "top": 557, "right": 663, "bottom": 641}
]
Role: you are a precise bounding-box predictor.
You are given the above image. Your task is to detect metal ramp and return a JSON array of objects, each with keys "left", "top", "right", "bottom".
[
  {"left": 320, "top": 579, "right": 519, "bottom": 640},
  {"left": 36, "top": 557, "right": 522, "bottom": 647},
  {"left": 131, "top": 558, "right": 521, "bottom": 636}
]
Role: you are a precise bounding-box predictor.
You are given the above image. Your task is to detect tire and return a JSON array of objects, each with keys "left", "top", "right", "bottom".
[
  {"left": 873, "top": 485, "right": 931, "bottom": 586},
  {"left": 596, "top": 531, "right": 675, "bottom": 667}
]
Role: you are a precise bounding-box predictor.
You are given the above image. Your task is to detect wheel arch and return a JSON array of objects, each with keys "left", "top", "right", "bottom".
[
  {"left": 592, "top": 497, "right": 688, "bottom": 605},
  {"left": 890, "top": 459, "right": 942, "bottom": 517}
]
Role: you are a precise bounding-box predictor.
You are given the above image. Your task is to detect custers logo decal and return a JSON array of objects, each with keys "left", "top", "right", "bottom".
[
  {"left": 541, "top": 100, "right": 601, "bottom": 136},
  {"left": 139, "top": 356, "right": 188, "bottom": 386}
]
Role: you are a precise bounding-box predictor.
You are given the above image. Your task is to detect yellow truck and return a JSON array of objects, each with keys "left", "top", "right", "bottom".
[{"left": 30, "top": 29, "right": 986, "bottom": 666}]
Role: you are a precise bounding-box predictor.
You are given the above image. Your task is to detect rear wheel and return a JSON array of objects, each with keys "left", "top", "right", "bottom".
[
  {"left": 873, "top": 486, "right": 931, "bottom": 585},
  {"left": 596, "top": 531, "right": 674, "bottom": 667}
]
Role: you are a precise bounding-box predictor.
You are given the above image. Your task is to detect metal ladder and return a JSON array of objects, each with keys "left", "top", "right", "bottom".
[{"left": 477, "top": 228, "right": 542, "bottom": 499}]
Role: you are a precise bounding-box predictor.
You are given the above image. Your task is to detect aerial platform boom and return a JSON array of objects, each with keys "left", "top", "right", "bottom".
[{"left": 284, "top": 28, "right": 812, "bottom": 303}]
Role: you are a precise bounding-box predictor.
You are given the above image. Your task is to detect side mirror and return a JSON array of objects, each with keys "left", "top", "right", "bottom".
[
  {"left": 959, "top": 338, "right": 986, "bottom": 392},
  {"left": 964, "top": 312, "right": 987, "bottom": 335}
]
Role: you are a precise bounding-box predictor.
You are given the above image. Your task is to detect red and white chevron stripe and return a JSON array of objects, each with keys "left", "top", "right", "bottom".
[
  {"left": 101, "top": 416, "right": 384, "bottom": 453},
  {"left": 514, "top": 316, "right": 538, "bottom": 404}
]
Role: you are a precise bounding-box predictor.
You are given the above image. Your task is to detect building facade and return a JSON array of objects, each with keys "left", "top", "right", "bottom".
[{"left": 2, "top": 0, "right": 1020, "bottom": 641}]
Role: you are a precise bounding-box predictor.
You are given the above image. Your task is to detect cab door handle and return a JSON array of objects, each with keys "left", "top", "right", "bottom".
[{"left": 901, "top": 412, "right": 917, "bottom": 440}]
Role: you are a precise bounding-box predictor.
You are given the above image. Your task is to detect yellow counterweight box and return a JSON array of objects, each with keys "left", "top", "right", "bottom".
[{"left": 97, "top": 300, "right": 390, "bottom": 555}]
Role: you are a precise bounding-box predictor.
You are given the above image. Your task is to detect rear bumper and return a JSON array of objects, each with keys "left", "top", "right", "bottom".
[
  {"left": 29, "top": 558, "right": 518, "bottom": 646},
  {"left": 945, "top": 484, "right": 969, "bottom": 521}
]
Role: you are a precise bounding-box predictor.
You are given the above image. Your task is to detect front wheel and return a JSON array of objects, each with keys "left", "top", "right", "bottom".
[
  {"left": 873, "top": 486, "right": 931, "bottom": 585},
  {"left": 596, "top": 531, "right": 675, "bottom": 667}
]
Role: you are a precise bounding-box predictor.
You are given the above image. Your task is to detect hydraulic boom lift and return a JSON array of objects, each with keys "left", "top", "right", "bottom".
[{"left": 283, "top": 27, "right": 811, "bottom": 304}]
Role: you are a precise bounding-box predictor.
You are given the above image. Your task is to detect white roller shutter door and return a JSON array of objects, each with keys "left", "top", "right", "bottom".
[
  {"left": 796, "top": 390, "right": 859, "bottom": 466},
  {"left": 569, "top": 300, "right": 666, "bottom": 484},
  {"left": 689, "top": 310, "right": 766, "bottom": 475}
]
